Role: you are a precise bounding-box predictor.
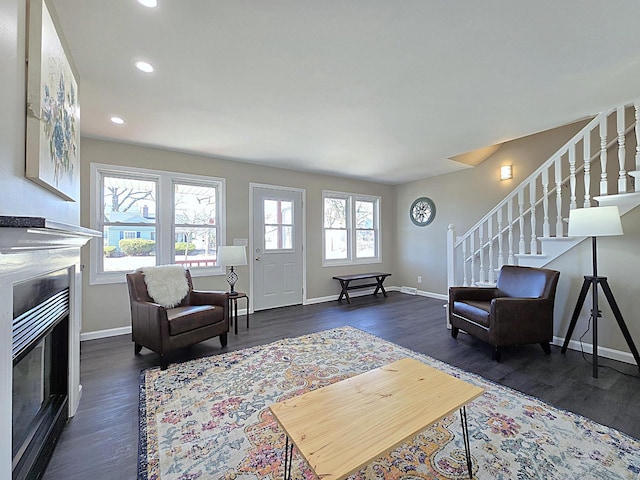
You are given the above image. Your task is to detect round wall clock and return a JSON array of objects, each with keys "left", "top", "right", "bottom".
[{"left": 409, "top": 197, "right": 436, "bottom": 226}]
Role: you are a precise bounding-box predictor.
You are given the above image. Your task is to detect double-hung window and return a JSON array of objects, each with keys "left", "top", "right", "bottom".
[
  {"left": 90, "top": 163, "right": 225, "bottom": 284},
  {"left": 322, "top": 190, "right": 381, "bottom": 266}
]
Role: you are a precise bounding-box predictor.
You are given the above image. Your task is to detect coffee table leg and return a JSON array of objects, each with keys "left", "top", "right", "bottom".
[
  {"left": 459, "top": 406, "right": 473, "bottom": 478},
  {"left": 283, "top": 435, "right": 294, "bottom": 480}
]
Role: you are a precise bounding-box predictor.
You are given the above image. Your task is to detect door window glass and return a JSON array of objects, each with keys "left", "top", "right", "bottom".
[{"left": 264, "top": 199, "right": 293, "bottom": 250}]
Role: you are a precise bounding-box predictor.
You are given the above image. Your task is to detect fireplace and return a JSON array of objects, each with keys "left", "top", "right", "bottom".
[
  {"left": 12, "top": 269, "right": 70, "bottom": 480},
  {"left": 0, "top": 216, "right": 99, "bottom": 480}
]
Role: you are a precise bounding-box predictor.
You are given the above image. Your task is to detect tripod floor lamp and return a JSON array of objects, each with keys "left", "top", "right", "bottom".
[{"left": 561, "top": 205, "right": 640, "bottom": 378}]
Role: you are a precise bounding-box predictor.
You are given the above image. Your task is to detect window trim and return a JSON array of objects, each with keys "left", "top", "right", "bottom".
[
  {"left": 90, "top": 163, "right": 226, "bottom": 285},
  {"left": 322, "top": 190, "right": 381, "bottom": 267}
]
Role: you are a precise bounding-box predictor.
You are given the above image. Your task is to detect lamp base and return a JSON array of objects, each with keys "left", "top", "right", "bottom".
[
  {"left": 561, "top": 275, "right": 640, "bottom": 378},
  {"left": 226, "top": 266, "right": 238, "bottom": 296}
]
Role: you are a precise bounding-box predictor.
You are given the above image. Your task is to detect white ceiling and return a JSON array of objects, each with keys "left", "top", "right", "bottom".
[{"left": 50, "top": 0, "right": 640, "bottom": 185}]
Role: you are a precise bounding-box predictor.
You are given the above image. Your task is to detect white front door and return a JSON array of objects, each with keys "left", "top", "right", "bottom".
[{"left": 251, "top": 185, "right": 304, "bottom": 311}]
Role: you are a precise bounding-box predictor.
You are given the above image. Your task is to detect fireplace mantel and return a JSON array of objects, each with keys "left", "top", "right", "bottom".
[
  {"left": 0, "top": 216, "right": 99, "bottom": 479},
  {"left": 0, "top": 216, "right": 100, "bottom": 252}
]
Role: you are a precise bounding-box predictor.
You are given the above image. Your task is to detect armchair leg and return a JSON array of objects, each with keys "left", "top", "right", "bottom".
[
  {"left": 220, "top": 333, "right": 228, "bottom": 347},
  {"left": 160, "top": 355, "right": 168, "bottom": 370},
  {"left": 451, "top": 327, "right": 459, "bottom": 339},
  {"left": 492, "top": 346, "right": 502, "bottom": 362},
  {"left": 134, "top": 343, "right": 142, "bottom": 354},
  {"left": 540, "top": 342, "right": 551, "bottom": 355}
]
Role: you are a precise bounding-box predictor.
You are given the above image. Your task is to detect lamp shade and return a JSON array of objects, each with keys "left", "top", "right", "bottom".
[
  {"left": 217, "top": 245, "right": 247, "bottom": 266},
  {"left": 568, "top": 206, "right": 623, "bottom": 237}
]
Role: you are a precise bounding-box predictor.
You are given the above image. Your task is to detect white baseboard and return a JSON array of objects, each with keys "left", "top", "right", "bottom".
[
  {"left": 80, "top": 309, "right": 250, "bottom": 341},
  {"left": 79, "top": 295, "right": 636, "bottom": 367},
  {"left": 416, "top": 289, "right": 448, "bottom": 301},
  {"left": 305, "top": 286, "right": 402, "bottom": 305},
  {"left": 552, "top": 336, "right": 638, "bottom": 365},
  {"left": 81, "top": 326, "right": 131, "bottom": 341}
]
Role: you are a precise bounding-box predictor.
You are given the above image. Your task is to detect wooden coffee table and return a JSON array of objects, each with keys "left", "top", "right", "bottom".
[{"left": 270, "top": 358, "right": 484, "bottom": 480}]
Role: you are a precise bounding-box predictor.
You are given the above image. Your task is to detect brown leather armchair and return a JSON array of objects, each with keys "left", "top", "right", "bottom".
[
  {"left": 126, "top": 269, "right": 228, "bottom": 369},
  {"left": 449, "top": 265, "right": 560, "bottom": 361}
]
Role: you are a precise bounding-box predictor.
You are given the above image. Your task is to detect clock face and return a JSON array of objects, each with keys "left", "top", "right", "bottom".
[{"left": 410, "top": 197, "right": 436, "bottom": 226}]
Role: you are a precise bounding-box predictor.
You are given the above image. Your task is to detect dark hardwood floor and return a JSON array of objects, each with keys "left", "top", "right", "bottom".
[{"left": 43, "top": 292, "right": 640, "bottom": 479}]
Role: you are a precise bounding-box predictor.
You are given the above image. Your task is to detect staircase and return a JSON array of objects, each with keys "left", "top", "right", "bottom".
[{"left": 447, "top": 99, "right": 640, "bottom": 288}]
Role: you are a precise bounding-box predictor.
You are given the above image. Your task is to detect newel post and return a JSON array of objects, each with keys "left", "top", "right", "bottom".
[
  {"left": 447, "top": 224, "right": 456, "bottom": 289},
  {"left": 446, "top": 224, "right": 455, "bottom": 329}
]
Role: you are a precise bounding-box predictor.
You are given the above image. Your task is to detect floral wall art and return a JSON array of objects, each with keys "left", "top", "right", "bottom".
[{"left": 26, "top": 0, "right": 80, "bottom": 202}]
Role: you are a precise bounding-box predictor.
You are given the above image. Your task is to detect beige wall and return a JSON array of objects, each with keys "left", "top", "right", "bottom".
[{"left": 80, "top": 138, "right": 396, "bottom": 334}]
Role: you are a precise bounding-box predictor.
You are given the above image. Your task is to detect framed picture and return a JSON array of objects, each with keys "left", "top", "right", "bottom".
[{"left": 26, "top": 0, "right": 80, "bottom": 202}]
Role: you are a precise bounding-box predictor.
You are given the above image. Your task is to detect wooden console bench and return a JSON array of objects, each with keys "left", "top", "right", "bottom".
[{"left": 333, "top": 272, "right": 391, "bottom": 304}]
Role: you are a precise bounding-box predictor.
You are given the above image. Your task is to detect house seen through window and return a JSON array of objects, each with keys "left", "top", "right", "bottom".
[{"left": 90, "top": 164, "right": 225, "bottom": 284}]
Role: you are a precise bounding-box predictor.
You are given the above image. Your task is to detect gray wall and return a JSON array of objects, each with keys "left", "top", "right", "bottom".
[
  {"left": 394, "top": 120, "right": 640, "bottom": 356},
  {"left": 80, "top": 138, "right": 396, "bottom": 334},
  {"left": 5, "top": 0, "right": 635, "bottom": 356},
  {"left": 394, "top": 120, "right": 588, "bottom": 294},
  {"left": 0, "top": 0, "right": 80, "bottom": 225},
  {"left": 548, "top": 207, "right": 640, "bottom": 355}
]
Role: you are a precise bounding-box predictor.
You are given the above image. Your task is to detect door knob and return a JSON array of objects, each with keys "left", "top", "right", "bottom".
[{"left": 255, "top": 256, "right": 261, "bottom": 261}]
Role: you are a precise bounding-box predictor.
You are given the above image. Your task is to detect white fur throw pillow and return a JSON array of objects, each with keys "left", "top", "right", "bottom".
[{"left": 140, "top": 265, "right": 189, "bottom": 308}]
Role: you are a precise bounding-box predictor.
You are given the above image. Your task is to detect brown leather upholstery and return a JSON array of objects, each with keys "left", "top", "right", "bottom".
[
  {"left": 126, "top": 269, "right": 228, "bottom": 369},
  {"left": 449, "top": 265, "right": 560, "bottom": 361}
]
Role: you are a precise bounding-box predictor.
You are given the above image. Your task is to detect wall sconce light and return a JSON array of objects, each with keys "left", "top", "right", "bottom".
[{"left": 500, "top": 165, "right": 513, "bottom": 181}]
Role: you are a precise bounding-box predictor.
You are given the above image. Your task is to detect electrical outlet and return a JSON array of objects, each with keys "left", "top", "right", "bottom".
[{"left": 417, "top": 276, "right": 422, "bottom": 283}]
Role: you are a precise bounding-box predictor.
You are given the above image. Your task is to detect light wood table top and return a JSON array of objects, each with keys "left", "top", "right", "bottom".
[{"left": 269, "top": 357, "right": 484, "bottom": 480}]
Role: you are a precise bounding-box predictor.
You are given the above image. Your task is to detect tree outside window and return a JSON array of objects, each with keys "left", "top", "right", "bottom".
[
  {"left": 91, "top": 164, "right": 225, "bottom": 284},
  {"left": 322, "top": 191, "right": 380, "bottom": 266}
]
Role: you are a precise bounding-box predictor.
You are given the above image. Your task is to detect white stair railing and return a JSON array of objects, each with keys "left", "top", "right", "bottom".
[{"left": 447, "top": 99, "right": 639, "bottom": 288}]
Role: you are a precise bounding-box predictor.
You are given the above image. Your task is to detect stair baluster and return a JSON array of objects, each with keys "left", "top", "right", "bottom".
[
  {"left": 497, "top": 207, "right": 504, "bottom": 270},
  {"left": 507, "top": 200, "right": 514, "bottom": 264},
  {"left": 488, "top": 216, "right": 495, "bottom": 284},
  {"left": 542, "top": 168, "right": 550, "bottom": 237},
  {"left": 555, "top": 156, "right": 563, "bottom": 236},
  {"left": 469, "top": 233, "right": 476, "bottom": 286},
  {"left": 569, "top": 145, "right": 577, "bottom": 210},
  {"left": 478, "top": 222, "right": 485, "bottom": 283},
  {"left": 583, "top": 131, "right": 592, "bottom": 208},
  {"left": 600, "top": 116, "right": 608, "bottom": 195},
  {"left": 633, "top": 102, "right": 640, "bottom": 192},
  {"left": 462, "top": 236, "right": 468, "bottom": 287},
  {"left": 529, "top": 181, "right": 537, "bottom": 254},
  {"left": 617, "top": 106, "right": 627, "bottom": 193},
  {"left": 518, "top": 189, "right": 526, "bottom": 254},
  {"left": 446, "top": 98, "right": 640, "bottom": 289}
]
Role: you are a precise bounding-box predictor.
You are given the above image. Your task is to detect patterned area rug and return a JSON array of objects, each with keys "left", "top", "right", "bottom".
[{"left": 139, "top": 327, "right": 640, "bottom": 479}]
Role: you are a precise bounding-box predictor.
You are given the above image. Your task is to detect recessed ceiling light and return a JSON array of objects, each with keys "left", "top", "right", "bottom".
[
  {"left": 135, "top": 61, "right": 154, "bottom": 73},
  {"left": 137, "top": 0, "right": 157, "bottom": 7},
  {"left": 110, "top": 116, "right": 125, "bottom": 125}
]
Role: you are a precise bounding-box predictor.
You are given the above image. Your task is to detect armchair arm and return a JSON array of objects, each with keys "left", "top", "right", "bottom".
[
  {"left": 449, "top": 287, "right": 500, "bottom": 303},
  {"left": 189, "top": 290, "right": 227, "bottom": 308},
  {"left": 130, "top": 300, "right": 170, "bottom": 351},
  {"left": 490, "top": 297, "right": 554, "bottom": 343}
]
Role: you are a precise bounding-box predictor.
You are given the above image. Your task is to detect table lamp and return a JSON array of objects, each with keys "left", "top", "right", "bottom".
[{"left": 217, "top": 245, "right": 247, "bottom": 296}]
